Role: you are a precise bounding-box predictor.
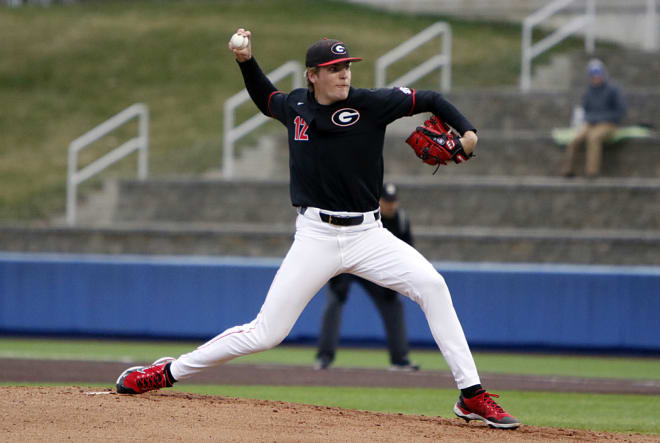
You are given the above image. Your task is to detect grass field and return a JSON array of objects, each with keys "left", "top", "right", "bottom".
[
  {"left": 2, "top": 338, "right": 659, "bottom": 434},
  {"left": 0, "top": 0, "right": 586, "bottom": 221},
  {"left": 172, "top": 385, "right": 660, "bottom": 434}
]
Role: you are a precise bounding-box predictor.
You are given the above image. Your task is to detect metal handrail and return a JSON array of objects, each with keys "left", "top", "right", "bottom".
[
  {"left": 521, "top": 0, "right": 595, "bottom": 92},
  {"left": 66, "top": 103, "right": 148, "bottom": 226},
  {"left": 644, "top": 0, "right": 658, "bottom": 52},
  {"left": 222, "top": 61, "right": 303, "bottom": 178},
  {"left": 374, "top": 21, "right": 452, "bottom": 91}
]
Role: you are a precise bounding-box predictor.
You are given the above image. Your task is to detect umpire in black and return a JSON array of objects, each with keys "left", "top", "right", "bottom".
[{"left": 315, "top": 183, "right": 419, "bottom": 371}]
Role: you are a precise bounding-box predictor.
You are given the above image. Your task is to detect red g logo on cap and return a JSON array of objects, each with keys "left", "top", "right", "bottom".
[{"left": 331, "top": 43, "right": 347, "bottom": 55}]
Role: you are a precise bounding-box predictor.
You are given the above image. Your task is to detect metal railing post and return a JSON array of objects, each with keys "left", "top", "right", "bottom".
[
  {"left": 645, "top": 0, "right": 658, "bottom": 52},
  {"left": 374, "top": 22, "right": 452, "bottom": 91},
  {"left": 585, "top": 0, "right": 596, "bottom": 53},
  {"left": 222, "top": 96, "right": 237, "bottom": 180},
  {"left": 521, "top": 23, "right": 532, "bottom": 92},
  {"left": 138, "top": 104, "right": 149, "bottom": 180},
  {"left": 66, "top": 149, "right": 78, "bottom": 226},
  {"left": 441, "top": 28, "right": 452, "bottom": 92},
  {"left": 66, "top": 103, "right": 149, "bottom": 226},
  {"left": 520, "top": 0, "right": 597, "bottom": 92}
]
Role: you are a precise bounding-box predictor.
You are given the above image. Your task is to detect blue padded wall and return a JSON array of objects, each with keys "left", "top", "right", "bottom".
[{"left": 1, "top": 253, "right": 658, "bottom": 351}]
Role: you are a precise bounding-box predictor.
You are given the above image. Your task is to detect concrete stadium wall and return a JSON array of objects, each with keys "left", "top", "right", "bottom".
[{"left": 1, "top": 253, "right": 659, "bottom": 352}]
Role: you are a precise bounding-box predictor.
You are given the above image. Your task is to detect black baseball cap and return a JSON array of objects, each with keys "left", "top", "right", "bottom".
[
  {"left": 381, "top": 183, "right": 398, "bottom": 202},
  {"left": 305, "top": 38, "right": 362, "bottom": 68}
]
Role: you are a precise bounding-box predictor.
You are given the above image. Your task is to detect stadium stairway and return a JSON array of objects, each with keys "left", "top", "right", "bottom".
[{"left": 4, "top": 48, "right": 660, "bottom": 265}]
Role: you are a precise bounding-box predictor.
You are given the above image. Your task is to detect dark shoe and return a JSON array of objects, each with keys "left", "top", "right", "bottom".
[
  {"left": 314, "top": 355, "right": 333, "bottom": 370},
  {"left": 388, "top": 362, "right": 420, "bottom": 372},
  {"left": 116, "top": 357, "right": 175, "bottom": 394},
  {"left": 453, "top": 390, "right": 520, "bottom": 429}
]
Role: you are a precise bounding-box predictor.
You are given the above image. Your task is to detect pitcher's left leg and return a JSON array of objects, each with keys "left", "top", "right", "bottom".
[{"left": 346, "top": 227, "right": 479, "bottom": 389}]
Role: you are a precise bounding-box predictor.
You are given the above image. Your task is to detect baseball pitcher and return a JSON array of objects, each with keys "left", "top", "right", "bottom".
[{"left": 115, "top": 29, "right": 520, "bottom": 430}]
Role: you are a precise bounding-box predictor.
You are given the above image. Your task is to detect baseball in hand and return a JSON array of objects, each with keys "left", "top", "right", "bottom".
[{"left": 229, "top": 33, "right": 248, "bottom": 50}]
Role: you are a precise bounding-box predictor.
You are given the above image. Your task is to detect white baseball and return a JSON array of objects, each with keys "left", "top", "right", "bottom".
[{"left": 230, "top": 33, "right": 248, "bottom": 50}]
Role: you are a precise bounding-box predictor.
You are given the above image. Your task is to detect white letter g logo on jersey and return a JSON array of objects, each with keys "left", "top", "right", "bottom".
[{"left": 331, "top": 108, "right": 360, "bottom": 127}]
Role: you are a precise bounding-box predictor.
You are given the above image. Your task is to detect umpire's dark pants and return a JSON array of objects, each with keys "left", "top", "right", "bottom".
[{"left": 316, "top": 273, "right": 410, "bottom": 365}]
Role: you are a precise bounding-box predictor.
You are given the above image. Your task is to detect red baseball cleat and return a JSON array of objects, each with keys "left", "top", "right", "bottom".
[
  {"left": 453, "top": 390, "right": 520, "bottom": 429},
  {"left": 116, "top": 357, "right": 175, "bottom": 394}
]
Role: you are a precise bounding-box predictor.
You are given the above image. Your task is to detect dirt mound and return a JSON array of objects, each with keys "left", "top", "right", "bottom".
[{"left": 1, "top": 386, "right": 655, "bottom": 442}]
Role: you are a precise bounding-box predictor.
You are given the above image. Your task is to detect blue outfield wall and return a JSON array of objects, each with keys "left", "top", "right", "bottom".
[{"left": 1, "top": 252, "right": 659, "bottom": 352}]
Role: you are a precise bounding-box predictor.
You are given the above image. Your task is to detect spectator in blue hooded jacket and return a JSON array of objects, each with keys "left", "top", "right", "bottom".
[{"left": 561, "top": 59, "right": 627, "bottom": 178}]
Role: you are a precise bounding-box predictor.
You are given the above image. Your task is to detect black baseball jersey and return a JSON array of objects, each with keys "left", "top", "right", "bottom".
[{"left": 239, "top": 57, "right": 476, "bottom": 212}]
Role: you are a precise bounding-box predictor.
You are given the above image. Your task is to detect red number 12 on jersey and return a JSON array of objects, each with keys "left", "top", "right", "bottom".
[{"left": 294, "top": 116, "right": 309, "bottom": 141}]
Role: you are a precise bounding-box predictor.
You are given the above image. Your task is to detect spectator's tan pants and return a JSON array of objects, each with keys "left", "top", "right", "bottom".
[{"left": 562, "top": 123, "right": 617, "bottom": 177}]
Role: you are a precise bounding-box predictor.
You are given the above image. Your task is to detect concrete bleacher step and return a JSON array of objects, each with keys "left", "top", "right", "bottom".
[
  {"left": 113, "top": 177, "right": 660, "bottom": 231},
  {"left": 226, "top": 87, "right": 660, "bottom": 181},
  {"left": 10, "top": 174, "right": 660, "bottom": 265},
  {"left": 413, "top": 226, "right": 660, "bottom": 265},
  {"left": 442, "top": 89, "right": 660, "bottom": 132},
  {"left": 383, "top": 132, "right": 660, "bottom": 178},
  {"left": 1, "top": 175, "right": 637, "bottom": 265},
  {"left": 529, "top": 48, "right": 660, "bottom": 92},
  {"left": 3, "top": 223, "right": 659, "bottom": 265},
  {"left": 235, "top": 130, "right": 660, "bottom": 179},
  {"left": 563, "top": 48, "right": 660, "bottom": 91},
  {"left": 390, "top": 177, "right": 660, "bottom": 230}
]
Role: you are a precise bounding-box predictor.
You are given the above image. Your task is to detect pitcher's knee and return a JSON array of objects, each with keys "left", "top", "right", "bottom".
[
  {"left": 420, "top": 272, "right": 449, "bottom": 293},
  {"left": 404, "top": 272, "right": 450, "bottom": 303},
  {"left": 251, "top": 328, "right": 288, "bottom": 352}
]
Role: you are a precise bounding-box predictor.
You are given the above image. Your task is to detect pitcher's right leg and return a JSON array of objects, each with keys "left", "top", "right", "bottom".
[
  {"left": 170, "top": 218, "right": 340, "bottom": 380},
  {"left": 116, "top": 215, "right": 341, "bottom": 393}
]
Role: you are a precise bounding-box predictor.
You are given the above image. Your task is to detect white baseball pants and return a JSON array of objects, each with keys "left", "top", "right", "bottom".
[{"left": 170, "top": 208, "right": 481, "bottom": 389}]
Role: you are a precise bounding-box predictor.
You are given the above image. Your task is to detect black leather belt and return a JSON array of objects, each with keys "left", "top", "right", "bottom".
[{"left": 319, "top": 210, "right": 380, "bottom": 226}]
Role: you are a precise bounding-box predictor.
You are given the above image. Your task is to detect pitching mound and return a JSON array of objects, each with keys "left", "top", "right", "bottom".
[{"left": 1, "top": 386, "right": 655, "bottom": 442}]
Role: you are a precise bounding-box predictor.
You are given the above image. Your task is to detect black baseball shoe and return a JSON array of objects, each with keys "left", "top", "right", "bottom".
[
  {"left": 314, "top": 355, "right": 333, "bottom": 370},
  {"left": 388, "top": 362, "right": 420, "bottom": 372}
]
